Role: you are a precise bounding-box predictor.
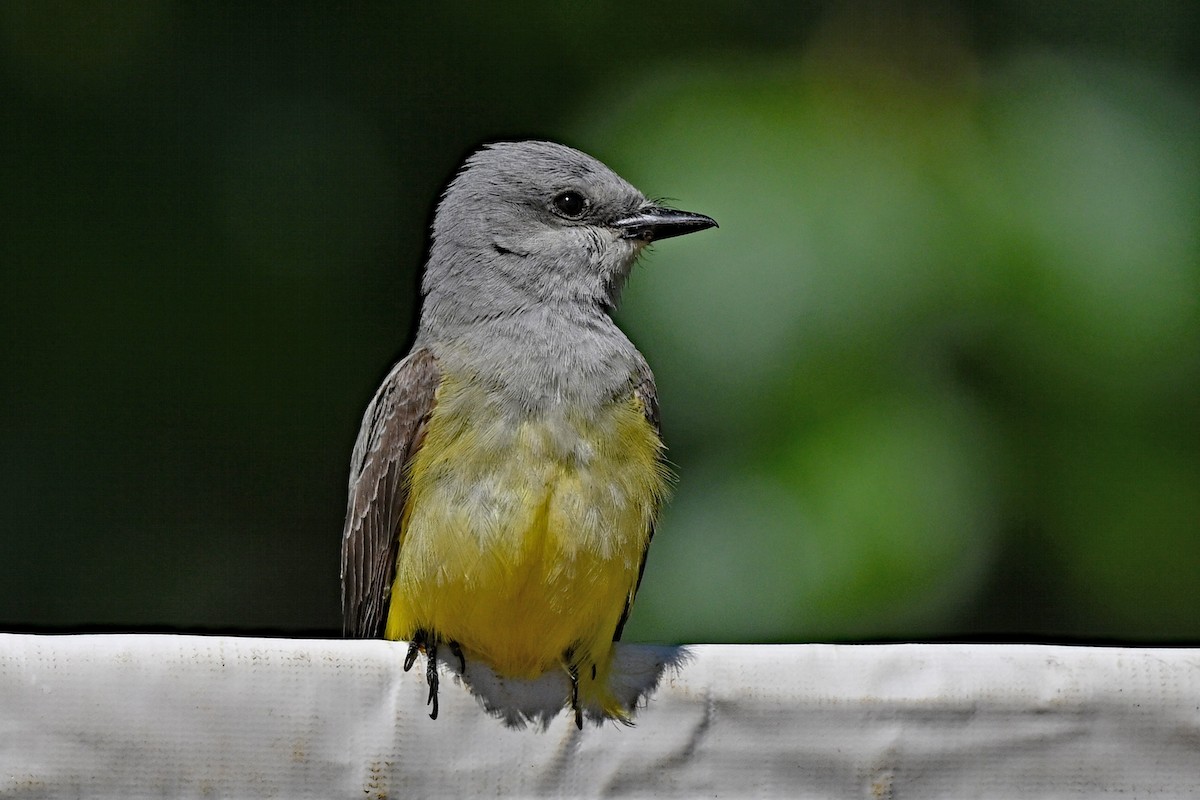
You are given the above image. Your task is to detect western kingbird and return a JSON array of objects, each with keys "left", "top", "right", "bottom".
[{"left": 340, "top": 140, "right": 716, "bottom": 728}]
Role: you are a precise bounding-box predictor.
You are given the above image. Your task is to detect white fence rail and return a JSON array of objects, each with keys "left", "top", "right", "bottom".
[{"left": 2, "top": 634, "right": 1197, "bottom": 798}]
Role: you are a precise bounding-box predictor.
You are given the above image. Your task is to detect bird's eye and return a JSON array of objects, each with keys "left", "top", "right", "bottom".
[{"left": 552, "top": 190, "right": 589, "bottom": 219}]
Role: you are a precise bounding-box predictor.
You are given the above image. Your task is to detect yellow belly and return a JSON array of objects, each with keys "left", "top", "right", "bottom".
[{"left": 384, "top": 374, "right": 668, "bottom": 710}]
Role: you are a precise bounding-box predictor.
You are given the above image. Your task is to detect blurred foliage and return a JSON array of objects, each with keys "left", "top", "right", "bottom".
[{"left": 2, "top": 2, "right": 1197, "bottom": 642}]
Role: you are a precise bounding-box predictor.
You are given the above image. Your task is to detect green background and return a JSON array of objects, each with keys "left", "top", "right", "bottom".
[{"left": 3, "top": 2, "right": 1198, "bottom": 643}]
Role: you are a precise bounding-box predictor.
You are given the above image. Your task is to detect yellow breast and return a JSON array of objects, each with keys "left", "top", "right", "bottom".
[{"left": 384, "top": 373, "right": 668, "bottom": 692}]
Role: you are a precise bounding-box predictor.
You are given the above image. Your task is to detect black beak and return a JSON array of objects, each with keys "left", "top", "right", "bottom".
[{"left": 611, "top": 205, "right": 718, "bottom": 242}]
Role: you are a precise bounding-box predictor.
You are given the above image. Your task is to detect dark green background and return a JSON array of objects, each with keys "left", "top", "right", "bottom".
[{"left": 3, "top": 2, "right": 1198, "bottom": 642}]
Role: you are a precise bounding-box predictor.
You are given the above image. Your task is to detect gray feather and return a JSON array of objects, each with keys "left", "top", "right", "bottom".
[{"left": 416, "top": 141, "right": 655, "bottom": 414}]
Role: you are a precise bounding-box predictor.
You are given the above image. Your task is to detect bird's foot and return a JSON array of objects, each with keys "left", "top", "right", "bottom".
[
  {"left": 402, "top": 630, "right": 442, "bottom": 720},
  {"left": 449, "top": 640, "right": 466, "bottom": 673},
  {"left": 567, "top": 663, "right": 582, "bottom": 730},
  {"left": 425, "top": 640, "right": 439, "bottom": 720},
  {"left": 403, "top": 640, "right": 420, "bottom": 672}
]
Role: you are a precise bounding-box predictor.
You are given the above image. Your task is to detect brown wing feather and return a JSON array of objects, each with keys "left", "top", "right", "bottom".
[
  {"left": 612, "top": 363, "right": 664, "bottom": 643},
  {"left": 340, "top": 347, "right": 440, "bottom": 638}
]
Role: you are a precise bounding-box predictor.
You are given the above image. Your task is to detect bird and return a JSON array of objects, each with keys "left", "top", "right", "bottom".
[{"left": 340, "top": 140, "right": 716, "bottom": 728}]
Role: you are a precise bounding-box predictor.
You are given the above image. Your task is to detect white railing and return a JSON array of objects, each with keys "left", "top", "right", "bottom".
[{"left": 2, "top": 634, "right": 1198, "bottom": 798}]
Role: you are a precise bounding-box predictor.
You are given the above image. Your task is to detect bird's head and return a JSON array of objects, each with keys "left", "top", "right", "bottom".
[{"left": 422, "top": 140, "right": 715, "bottom": 322}]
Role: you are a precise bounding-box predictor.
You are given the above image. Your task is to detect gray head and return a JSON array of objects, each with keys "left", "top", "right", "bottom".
[{"left": 419, "top": 140, "right": 715, "bottom": 332}]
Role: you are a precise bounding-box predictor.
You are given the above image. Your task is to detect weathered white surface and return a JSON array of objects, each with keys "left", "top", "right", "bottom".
[{"left": 1, "top": 634, "right": 1198, "bottom": 798}]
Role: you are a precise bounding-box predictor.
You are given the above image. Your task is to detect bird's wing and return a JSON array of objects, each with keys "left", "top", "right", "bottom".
[
  {"left": 340, "top": 347, "right": 441, "bottom": 639},
  {"left": 612, "top": 363, "right": 664, "bottom": 643}
]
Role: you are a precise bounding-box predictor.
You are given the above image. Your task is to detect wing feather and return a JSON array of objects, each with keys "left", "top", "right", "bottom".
[
  {"left": 340, "top": 347, "right": 440, "bottom": 638},
  {"left": 612, "top": 362, "right": 664, "bottom": 642}
]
